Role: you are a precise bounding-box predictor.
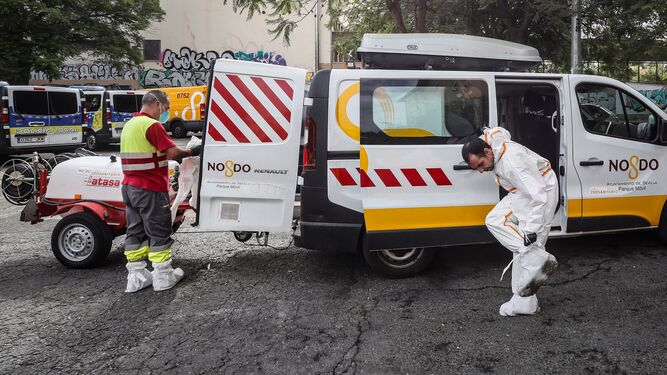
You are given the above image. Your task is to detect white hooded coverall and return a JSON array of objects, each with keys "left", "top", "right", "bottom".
[{"left": 481, "top": 127, "right": 559, "bottom": 315}]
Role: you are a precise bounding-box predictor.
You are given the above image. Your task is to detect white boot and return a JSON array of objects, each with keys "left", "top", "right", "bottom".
[
  {"left": 499, "top": 294, "right": 539, "bottom": 317},
  {"left": 125, "top": 261, "right": 153, "bottom": 293},
  {"left": 516, "top": 248, "right": 558, "bottom": 297},
  {"left": 152, "top": 259, "right": 184, "bottom": 291}
]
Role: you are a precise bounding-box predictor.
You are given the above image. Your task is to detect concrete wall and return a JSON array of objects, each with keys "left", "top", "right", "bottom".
[{"left": 30, "top": 0, "right": 332, "bottom": 88}]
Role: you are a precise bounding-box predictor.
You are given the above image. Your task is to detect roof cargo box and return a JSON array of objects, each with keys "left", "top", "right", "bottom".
[{"left": 357, "top": 33, "right": 542, "bottom": 72}]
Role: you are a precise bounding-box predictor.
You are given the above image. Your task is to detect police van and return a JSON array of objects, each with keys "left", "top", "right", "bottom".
[
  {"left": 197, "top": 34, "right": 667, "bottom": 278},
  {"left": 82, "top": 90, "right": 145, "bottom": 150},
  {"left": 0, "top": 85, "right": 86, "bottom": 155}
]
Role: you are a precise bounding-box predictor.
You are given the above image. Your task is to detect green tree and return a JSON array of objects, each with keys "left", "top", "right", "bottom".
[
  {"left": 0, "top": 0, "right": 164, "bottom": 84},
  {"left": 223, "top": 0, "right": 667, "bottom": 80},
  {"left": 580, "top": 0, "right": 667, "bottom": 81}
]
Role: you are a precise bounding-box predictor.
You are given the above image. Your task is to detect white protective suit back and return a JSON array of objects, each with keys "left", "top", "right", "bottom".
[{"left": 170, "top": 136, "right": 202, "bottom": 222}]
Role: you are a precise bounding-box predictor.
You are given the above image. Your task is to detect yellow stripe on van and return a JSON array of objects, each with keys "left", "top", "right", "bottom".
[
  {"left": 365, "top": 196, "right": 666, "bottom": 232},
  {"left": 10, "top": 125, "right": 82, "bottom": 135},
  {"left": 581, "top": 195, "right": 666, "bottom": 226},
  {"left": 568, "top": 199, "right": 582, "bottom": 218},
  {"left": 365, "top": 205, "right": 495, "bottom": 231}
]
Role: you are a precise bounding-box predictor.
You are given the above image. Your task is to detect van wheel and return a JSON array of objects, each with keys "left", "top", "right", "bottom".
[
  {"left": 658, "top": 205, "right": 667, "bottom": 244},
  {"left": 85, "top": 133, "right": 97, "bottom": 151},
  {"left": 51, "top": 212, "right": 112, "bottom": 268},
  {"left": 362, "top": 246, "right": 436, "bottom": 279},
  {"left": 171, "top": 121, "right": 187, "bottom": 138}
]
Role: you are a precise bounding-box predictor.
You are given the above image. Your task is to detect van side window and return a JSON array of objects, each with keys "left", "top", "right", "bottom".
[
  {"left": 361, "top": 79, "right": 489, "bottom": 144},
  {"left": 576, "top": 84, "right": 658, "bottom": 142},
  {"left": 13, "top": 91, "right": 48, "bottom": 116},
  {"left": 48, "top": 92, "right": 78, "bottom": 116}
]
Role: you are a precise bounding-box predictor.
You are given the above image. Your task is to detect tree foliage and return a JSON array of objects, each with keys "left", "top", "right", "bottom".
[
  {"left": 224, "top": 0, "right": 667, "bottom": 80},
  {"left": 0, "top": 0, "right": 164, "bottom": 84}
]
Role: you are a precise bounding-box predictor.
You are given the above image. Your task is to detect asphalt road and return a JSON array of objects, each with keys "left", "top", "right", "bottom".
[{"left": 1, "top": 141, "right": 666, "bottom": 374}]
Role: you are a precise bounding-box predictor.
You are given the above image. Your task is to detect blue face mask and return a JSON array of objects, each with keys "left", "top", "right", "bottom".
[
  {"left": 159, "top": 110, "right": 170, "bottom": 123},
  {"left": 157, "top": 100, "right": 170, "bottom": 123}
]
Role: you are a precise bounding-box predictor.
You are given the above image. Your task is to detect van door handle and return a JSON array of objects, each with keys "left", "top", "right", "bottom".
[
  {"left": 579, "top": 159, "right": 604, "bottom": 166},
  {"left": 28, "top": 121, "right": 46, "bottom": 126},
  {"left": 453, "top": 163, "right": 472, "bottom": 170}
]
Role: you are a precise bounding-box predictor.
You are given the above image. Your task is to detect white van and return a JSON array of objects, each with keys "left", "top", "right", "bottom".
[{"left": 197, "top": 34, "right": 667, "bottom": 277}]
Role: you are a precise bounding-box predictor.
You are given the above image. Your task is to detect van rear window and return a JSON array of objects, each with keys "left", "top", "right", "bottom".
[
  {"left": 113, "top": 95, "right": 141, "bottom": 113},
  {"left": 13, "top": 91, "right": 48, "bottom": 116},
  {"left": 361, "top": 79, "right": 489, "bottom": 145},
  {"left": 48, "top": 92, "right": 78, "bottom": 115}
]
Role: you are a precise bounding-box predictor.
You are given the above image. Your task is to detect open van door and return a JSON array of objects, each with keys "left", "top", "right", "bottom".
[{"left": 197, "top": 60, "right": 306, "bottom": 232}]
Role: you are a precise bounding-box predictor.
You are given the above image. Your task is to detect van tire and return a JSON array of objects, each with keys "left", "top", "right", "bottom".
[
  {"left": 171, "top": 121, "right": 187, "bottom": 138},
  {"left": 362, "top": 245, "right": 436, "bottom": 279},
  {"left": 657, "top": 203, "right": 667, "bottom": 244},
  {"left": 51, "top": 212, "right": 113, "bottom": 268},
  {"left": 85, "top": 132, "right": 97, "bottom": 151}
]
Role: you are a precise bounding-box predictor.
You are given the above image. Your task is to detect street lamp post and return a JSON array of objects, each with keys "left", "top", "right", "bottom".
[{"left": 571, "top": 0, "right": 582, "bottom": 74}]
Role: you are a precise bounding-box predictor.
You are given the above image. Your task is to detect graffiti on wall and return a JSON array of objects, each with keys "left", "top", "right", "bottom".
[
  {"left": 31, "top": 63, "right": 140, "bottom": 81},
  {"left": 140, "top": 47, "right": 287, "bottom": 88},
  {"left": 637, "top": 88, "right": 667, "bottom": 111}
]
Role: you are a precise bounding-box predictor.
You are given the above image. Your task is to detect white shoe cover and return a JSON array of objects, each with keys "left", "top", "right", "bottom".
[
  {"left": 152, "top": 259, "right": 184, "bottom": 291},
  {"left": 125, "top": 261, "right": 153, "bottom": 293},
  {"left": 516, "top": 248, "right": 558, "bottom": 297},
  {"left": 499, "top": 294, "right": 539, "bottom": 317}
]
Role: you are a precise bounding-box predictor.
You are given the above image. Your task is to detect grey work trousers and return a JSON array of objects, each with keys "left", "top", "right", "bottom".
[{"left": 121, "top": 184, "right": 174, "bottom": 263}]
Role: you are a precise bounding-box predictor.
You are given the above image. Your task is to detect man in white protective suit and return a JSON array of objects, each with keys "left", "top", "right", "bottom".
[{"left": 461, "top": 127, "right": 559, "bottom": 316}]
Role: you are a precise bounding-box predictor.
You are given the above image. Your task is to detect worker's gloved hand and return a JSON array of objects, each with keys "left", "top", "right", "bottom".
[
  {"left": 523, "top": 232, "right": 537, "bottom": 247},
  {"left": 190, "top": 145, "right": 202, "bottom": 157}
]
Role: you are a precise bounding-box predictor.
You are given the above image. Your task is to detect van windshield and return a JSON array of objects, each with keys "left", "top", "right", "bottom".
[{"left": 85, "top": 94, "right": 102, "bottom": 112}]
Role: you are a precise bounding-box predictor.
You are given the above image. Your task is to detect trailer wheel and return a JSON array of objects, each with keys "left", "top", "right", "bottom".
[
  {"left": 51, "top": 212, "right": 113, "bottom": 268},
  {"left": 362, "top": 246, "right": 436, "bottom": 279}
]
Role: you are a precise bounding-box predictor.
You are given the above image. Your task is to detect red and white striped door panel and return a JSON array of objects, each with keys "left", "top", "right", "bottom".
[
  {"left": 206, "top": 73, "right": 295, "bottom": 144},
  {"left": 199, "top": 60, "right": 306, "bottom": 232}
]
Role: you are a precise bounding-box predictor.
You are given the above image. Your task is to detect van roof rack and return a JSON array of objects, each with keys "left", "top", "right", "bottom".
[{"left": 357, "top": 33, "right": 542, "bottom": 72}]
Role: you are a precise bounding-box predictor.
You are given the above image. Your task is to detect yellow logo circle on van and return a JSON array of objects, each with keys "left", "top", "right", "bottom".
[
  {"left": 336, "top": 82, "right": 360, "bottom": 141},
  {"left": 360, "top": 145, "right": 368, "bottom": 172}
]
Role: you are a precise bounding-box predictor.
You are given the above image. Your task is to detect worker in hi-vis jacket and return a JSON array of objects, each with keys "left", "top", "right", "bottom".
[
  {"left": 462, "top": 127, "right": 559, "bottom": 316},
  {"left": 120, "top": 90, "right": 201, "bottom": 293}
]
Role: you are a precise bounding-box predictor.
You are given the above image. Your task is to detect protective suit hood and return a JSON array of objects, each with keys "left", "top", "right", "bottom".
[{"left": 480, "top": 127, "right": 512, "bottom": 161}]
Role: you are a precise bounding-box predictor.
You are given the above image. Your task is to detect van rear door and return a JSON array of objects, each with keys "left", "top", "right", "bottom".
[
  {"left": 198, "top": 59, "right": 306, "bottom": 232},
  {"left": 47, "top": 87, "right": 84, "bottom": 146},
  {"left": 8, "top": 87, "right": 50, "bottom": 148},
  {"left": 358, "top": 72, "right": 500, "bottom": 250},
  {"left": 109, "top": 91, "right": 144, "bottom": 139}
]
